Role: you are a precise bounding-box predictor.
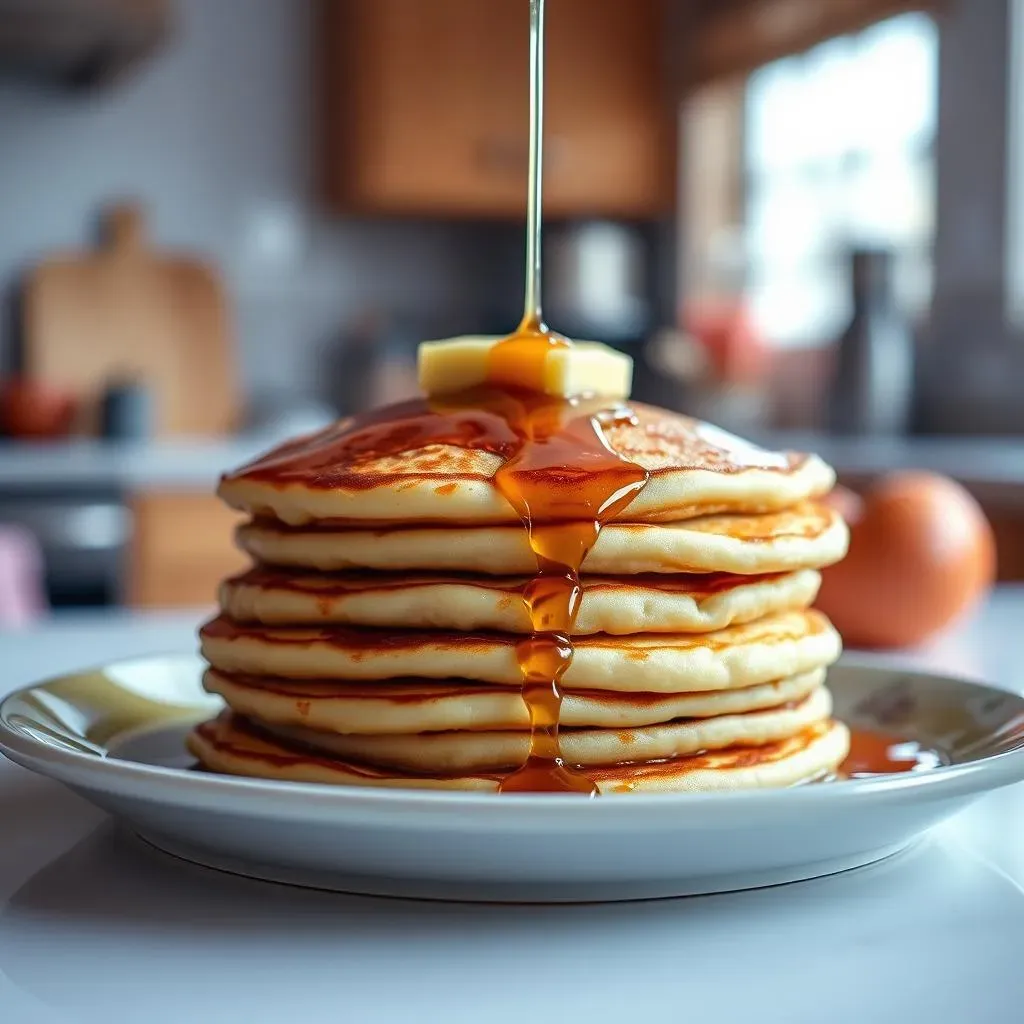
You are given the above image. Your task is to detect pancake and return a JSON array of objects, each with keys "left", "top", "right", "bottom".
[
  {"left": 235, "top": 502, "right": 848, "bottom": 576},
  {"left": 219, "top": 566, "right": 822, "bottom": 635},
  {"left": 199, "top": 609, "right": 842, "bottom": 693},
  {"left": 217, "top": 400, "right": 835, "bottom": 527},
  {"left": 256, "top": 685, "right": 832, "bottom": 772},
  {"left": 202, "top": 666, "right": 827, "bottom": 733},
  {"left": 187, "top": 712, "right": 851, "bottom": 793}
]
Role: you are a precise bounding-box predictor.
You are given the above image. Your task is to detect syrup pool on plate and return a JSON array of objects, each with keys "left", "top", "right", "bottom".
[{"left": 839, "top": 729, "right": 944, "bottom": 778}]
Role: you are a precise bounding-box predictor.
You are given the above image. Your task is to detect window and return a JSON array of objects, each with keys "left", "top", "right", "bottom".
[{"left": 743, "top": 13, "right": 938, "bottom": 347}]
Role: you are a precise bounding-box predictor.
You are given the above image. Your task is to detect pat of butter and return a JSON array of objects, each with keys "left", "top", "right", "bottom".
[{"left": 418, "top": 336, "right": 633, "bottom": 400}]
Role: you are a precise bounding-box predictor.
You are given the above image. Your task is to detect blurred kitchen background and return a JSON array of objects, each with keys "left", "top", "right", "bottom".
[{"left": 0, "top": 0, "right": 1022, "bottom": 620}]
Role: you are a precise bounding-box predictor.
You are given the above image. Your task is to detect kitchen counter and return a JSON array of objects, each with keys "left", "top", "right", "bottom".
[
  {"left": 0, "top": 436, "right": 282, "bottom": 491},
  {"left": 0, "top": 431, "right": 1022, "bottom": 496},
  {"left": 1, "top": 590, "right": 1024, "bottom": 1023},
  {"left": 760, "top": 430, "right": 1024, "bottom": 498}
]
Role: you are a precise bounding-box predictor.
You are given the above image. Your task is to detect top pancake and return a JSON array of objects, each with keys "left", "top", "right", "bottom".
[{"left": 218, "top": 399, "right": 835, "bottom": 526}]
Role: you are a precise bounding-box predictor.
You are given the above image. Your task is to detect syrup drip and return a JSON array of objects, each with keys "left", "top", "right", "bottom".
[{"left": 492, "top": 384, "right": 647, "bottom": 793}]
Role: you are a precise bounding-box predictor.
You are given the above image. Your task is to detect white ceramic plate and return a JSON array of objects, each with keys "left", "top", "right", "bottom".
[{"left": 2, "top": 653, "right": 1024, "bottom": 902}]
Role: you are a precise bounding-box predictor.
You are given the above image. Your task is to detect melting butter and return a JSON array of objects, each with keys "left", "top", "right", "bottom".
[{"left": 418, "top": 336, "right": 633, "bottom": 400}]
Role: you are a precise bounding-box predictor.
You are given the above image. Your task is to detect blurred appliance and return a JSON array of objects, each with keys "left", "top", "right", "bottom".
[
  {"left": 543, "top": 221, "right": 652, "bottom": 343},
  {"left": 98, "top": 378, "right": 154, "bottom": 441},
  {"left": 0, "top": 486, "right": 129, "bottom": 607},
  {"left": 826, "top": 247, "right": 914, "bottom": 436},
  {"left": 540, "top": 219, "right": 679, "bottom": 409},
  {"left": 22, "top": 202, "right": 239, "bottom": 438},
  {"left": 912, "top": 292, "right": 1024, "bottom": 435},
  {"left": 319, "top": 315, "right": 420, "bottom": 417},
  {"left": 0, "top": 0, "right": 170, "bottom": 89}
]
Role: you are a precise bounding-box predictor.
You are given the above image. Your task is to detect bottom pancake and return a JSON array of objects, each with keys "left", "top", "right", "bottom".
[{"left": 187, "top": 712, "right": 850, "bottom": 794}]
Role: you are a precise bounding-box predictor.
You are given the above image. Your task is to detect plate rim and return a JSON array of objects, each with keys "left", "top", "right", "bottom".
[{"left": 3, "top": 650, "right": 1024, "bottom": 825}]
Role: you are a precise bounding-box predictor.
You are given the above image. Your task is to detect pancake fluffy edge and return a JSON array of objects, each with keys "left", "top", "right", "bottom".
[
  {"left": 187, "top": 714, "right": 851, "bottom": 793},
  {"left": 218, "top": 567, "right": 823, "bottom": 634},
  {"left": 199, "top": 608, "right": 842, "bottom": 693},
  {"left": 234, "top": 503, "right": 849, "bottom": 576},
  {"left": 202, "top": 666, "right": 827, "bottom": 734},
  {"left": 216, "top": 402, "right": 836, "bottom": 526}
]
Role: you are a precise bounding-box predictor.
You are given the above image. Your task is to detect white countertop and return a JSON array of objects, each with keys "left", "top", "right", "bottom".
[{"left": 1, "top": 592, "right": 1024, "bottom": 1023}]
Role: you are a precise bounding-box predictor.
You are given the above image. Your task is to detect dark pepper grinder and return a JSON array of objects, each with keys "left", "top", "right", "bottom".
[{"left": 826, "top": 247, "right": 914, "bottom": 436}]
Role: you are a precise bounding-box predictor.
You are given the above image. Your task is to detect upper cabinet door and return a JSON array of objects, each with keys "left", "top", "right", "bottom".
[
  {"left": 545, "top": 0, "right": 674, "bottom": 217},
  {"left": 319, "top": 0, "right": 673, "bottom": 218}
]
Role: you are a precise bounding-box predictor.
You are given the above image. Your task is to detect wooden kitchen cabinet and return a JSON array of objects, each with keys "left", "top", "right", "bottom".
[
  {"left": 318, "top": 0, "right": 674, "bottom": 218},
  {"left": 128, "top": 492, "right": 249, "bottom": 609}
]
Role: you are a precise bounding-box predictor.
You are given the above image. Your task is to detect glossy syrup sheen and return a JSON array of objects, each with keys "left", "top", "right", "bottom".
[
  {"left": 227, "top": 396, "right": 520, "bottom": 487},
  {"left": 486, "top": 322, "right": 569, "bottom": 391}
]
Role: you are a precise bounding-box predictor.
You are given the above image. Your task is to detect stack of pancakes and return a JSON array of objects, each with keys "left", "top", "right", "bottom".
[{"left": 190, "top": 402, "right": 851, "bottom": 793}]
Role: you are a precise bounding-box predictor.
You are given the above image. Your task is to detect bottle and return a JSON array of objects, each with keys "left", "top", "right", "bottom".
[
  {"left": 98, "top": 375, "right": 153, "bottom": 441},
  {"left": 826, "top": 247, "right": 914, "bottom": 435}
]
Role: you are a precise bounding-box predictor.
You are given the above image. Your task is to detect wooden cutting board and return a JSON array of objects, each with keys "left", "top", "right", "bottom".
[{"left": 23, "top": 202, "right": 239, "bottom": 437}]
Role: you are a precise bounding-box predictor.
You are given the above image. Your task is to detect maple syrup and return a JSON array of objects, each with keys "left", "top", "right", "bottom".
[
  {"left": 492, "top": 393, "right": 647, "bottom": 793},
  {"left": 839, "top": 729, "right": 943, "bottom": 778}
]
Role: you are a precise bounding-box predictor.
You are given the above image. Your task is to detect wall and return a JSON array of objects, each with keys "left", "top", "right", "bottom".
[{"left": 0, "top": 0, "right": 508, "bottom": 408}]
